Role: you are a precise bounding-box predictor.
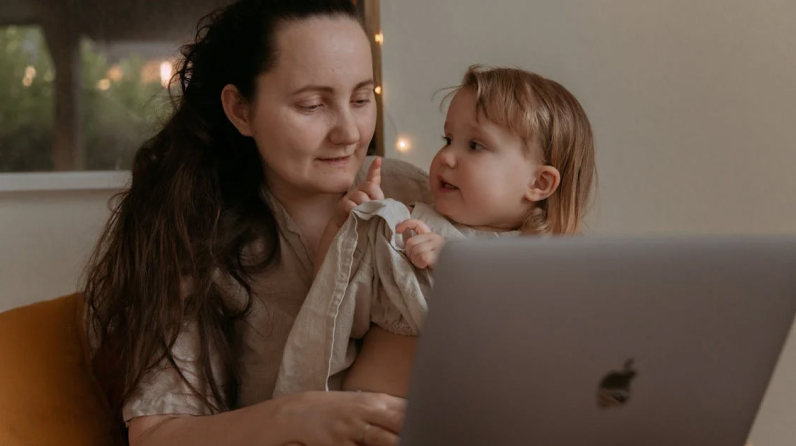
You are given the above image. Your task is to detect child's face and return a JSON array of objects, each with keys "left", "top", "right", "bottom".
[{"left": 430, "top": 88, "right": 542, "bottom": 231}]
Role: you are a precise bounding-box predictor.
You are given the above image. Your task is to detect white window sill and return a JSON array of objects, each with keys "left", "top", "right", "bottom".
[{"left": 0, "top": 171, "right": 131, "bottom": 192}]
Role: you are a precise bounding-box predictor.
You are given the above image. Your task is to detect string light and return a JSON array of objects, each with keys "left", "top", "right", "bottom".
[
  {"left": 22, "top": 65, "right": 36, "bottom": 87},
  {"left": 396, "top": 138, "right": 411, "bottom": 153},
  {"left": 97, "top": 79, "right": 111, "bottom": 91},
  {"left": 107, "top": 65, "right": 123, "bottom": 82},
  {"left": 374, "top": 32, "right": 383, "bottom": 44},
  {"left": 160, "top": 61, "right": 172, "bottom": 87},
  {"left": 374, "top": 86, "right": 382, "bottom": 95}
]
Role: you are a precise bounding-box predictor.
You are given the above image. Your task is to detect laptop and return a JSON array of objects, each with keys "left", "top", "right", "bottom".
[{"left": 400, "top": 237, "right": 796, "bottom": 446}]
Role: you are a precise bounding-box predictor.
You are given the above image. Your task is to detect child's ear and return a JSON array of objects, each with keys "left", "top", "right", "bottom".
[
  {"left": 221, "top": 84, "right": 255, "bottom": 137},
  {"left": 524, "top": 166, "right": 561, "bottom": 203}
]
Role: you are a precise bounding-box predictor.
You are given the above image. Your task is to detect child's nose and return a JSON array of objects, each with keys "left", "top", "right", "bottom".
[{"left": 438, "top": 146, "right": 456, "bottom": 167}]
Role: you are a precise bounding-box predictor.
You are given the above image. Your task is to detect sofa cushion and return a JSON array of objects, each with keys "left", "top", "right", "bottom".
[{"left": 0, "top": 293, "right": 121, "bottom": 446}]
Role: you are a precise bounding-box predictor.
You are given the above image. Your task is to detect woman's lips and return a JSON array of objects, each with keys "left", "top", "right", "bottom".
[{"left": 317, "top": 155, "right": 351, "bottom": 167}]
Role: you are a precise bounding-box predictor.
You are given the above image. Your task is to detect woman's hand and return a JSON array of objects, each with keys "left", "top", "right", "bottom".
[
  {"left": 282, "top": 390, "right": 406, "bottom": 446},
  {"left": 129, "top": 390, "right": 405, "bottom": 446},
  {"left": 396, "top": 219, "right": 444, "bottom": 270},
  {"left": 332, "top": 157, "right": 384, "bottom": 229}
]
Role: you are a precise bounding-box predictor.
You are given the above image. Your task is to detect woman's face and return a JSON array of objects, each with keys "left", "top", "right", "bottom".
[{"left": 247, "top": 17, "right": 376, "bottom": 198}]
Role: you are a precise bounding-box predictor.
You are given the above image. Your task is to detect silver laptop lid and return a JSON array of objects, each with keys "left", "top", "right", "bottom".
[{"left": 401, "top": 237, "right": 796, "bottom": 446}]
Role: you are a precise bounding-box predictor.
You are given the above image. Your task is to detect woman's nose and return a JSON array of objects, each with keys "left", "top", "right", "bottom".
[{"left": 329, "top": 110, "right": 360, "bottom": 146}]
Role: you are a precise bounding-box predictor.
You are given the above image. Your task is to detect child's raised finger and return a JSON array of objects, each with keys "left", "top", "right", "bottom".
[
  {"left": 359, "top": 181, "right": 384, "bottom": 201},
  {"left": 348, "top": 190, "right": 371, "bottom": 206},
  {"left": 366, "top": 157, "right": 382, "bottom": 186}
]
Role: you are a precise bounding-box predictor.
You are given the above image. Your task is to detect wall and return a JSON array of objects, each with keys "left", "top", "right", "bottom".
[
  {"left": 379, "top": 0, "right": 796, "bottom": 443},
  {"left": 380, "top": 0, "right": 796, "bottom": 236},
  {"left": 0, "top": 188, "right": 115, "bottom": 312}
]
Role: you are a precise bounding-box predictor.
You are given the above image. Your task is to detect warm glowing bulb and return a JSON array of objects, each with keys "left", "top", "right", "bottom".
[
  {"left": 107, "top": 65, "right": 123, "bottom": 82},
  {"left": 374, "top": 86, "right": 382, "bottom": 95},
  {"left": 22, "top": 65, "right": 36, "bottom": 86},
  {"left": 160, "top": 61, "right": 172, "bottom": 87},
  {"left": 374, "top": 32, "right": 384, "bottom": 44},
  {"left": 396, "top": 138, "right": 411, "bottom": 153},
  {"left": 97, "top": 79, "right": 111, "bottom": 91}
]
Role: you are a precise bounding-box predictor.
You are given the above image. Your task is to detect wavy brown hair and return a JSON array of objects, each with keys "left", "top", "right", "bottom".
[
  {"left": 83, "top": 0, "right": 360, "bottom": 422},
  {"left": 446, "top": 65, "right": 597, "bottom": 235}
]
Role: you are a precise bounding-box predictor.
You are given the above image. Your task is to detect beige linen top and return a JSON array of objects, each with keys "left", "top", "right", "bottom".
[
  {"left": 88, "top": 157, "right": 432, "bottom": 423},
  {"left": 273, "top": 200, "right": 519, "bottom": 398}
]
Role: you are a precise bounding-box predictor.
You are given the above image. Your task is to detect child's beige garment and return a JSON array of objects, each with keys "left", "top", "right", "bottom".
[{"left": 273, "top": 199, "right": 517, "bottom": 397}]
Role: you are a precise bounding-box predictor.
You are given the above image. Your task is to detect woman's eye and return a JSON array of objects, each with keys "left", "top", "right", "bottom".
[
  {"left": 298, "top": 103, "right": 323, "bottom": 112},
  {"left": 441, "top": 136, "right": 451, "bottom": 145},
  {"left": 352, "top": 97, "right": 372, "bottom": 106}
]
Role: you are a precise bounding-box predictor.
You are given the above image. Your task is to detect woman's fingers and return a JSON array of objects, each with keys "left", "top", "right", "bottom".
[
  {"left": 360, "top": 393, "right": 406, "bottom": 435},
  {"left": 361, "top": 426, "right": 399, "bottom": 446}
]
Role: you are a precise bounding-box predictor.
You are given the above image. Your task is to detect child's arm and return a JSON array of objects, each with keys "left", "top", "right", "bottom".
[
  {"left": 343, "top": 326, "right": 418, "bottom": 397},
  {"left": 342, "top": 218, "right": 443, "bottom": 396},
  {"left": 314, "top": 158, "right": 383, "bottom": 275}
]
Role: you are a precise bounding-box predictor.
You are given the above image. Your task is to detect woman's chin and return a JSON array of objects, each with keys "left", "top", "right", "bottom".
[{"left": 313, "top": 175, "right": 356, "bottom": 195}]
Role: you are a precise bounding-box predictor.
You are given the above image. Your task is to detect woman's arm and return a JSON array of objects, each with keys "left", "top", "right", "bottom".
[
  {"left": 129, "top": 391, "right": 406, "bottom": 446},
  {"left": 129, "top": 406, "right": 290, "bottom": 446},
  {"left": 343, "top": 326, "right": 418, "bottom": 398}
]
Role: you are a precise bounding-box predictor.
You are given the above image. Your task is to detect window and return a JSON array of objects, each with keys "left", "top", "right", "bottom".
[
  {"left": 0, "top": 0, "right": 382, "bottom": 176},
  {"left": 0, "top": 25, "right": 172, "bottom": 172}
]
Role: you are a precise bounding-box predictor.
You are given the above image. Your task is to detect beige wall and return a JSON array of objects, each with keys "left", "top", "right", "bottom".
[
  {"left": 0, "top": 189, "right": 114, "bottom": 312},
  {"left": 379, "top": 0, "right": 796, "bottom": 443},
  {"left": 380, "top": 0, "right": 796, "bottom": 236}
]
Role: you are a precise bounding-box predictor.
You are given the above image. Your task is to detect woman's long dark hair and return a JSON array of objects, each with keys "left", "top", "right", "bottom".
[{"left": 83, "top": 0, "right": 360, "bottom": 420}]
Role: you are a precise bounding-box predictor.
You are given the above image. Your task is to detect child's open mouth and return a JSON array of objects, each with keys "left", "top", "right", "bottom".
[{"left": 439, "top": 180, "right": 459, "bottom": 191}]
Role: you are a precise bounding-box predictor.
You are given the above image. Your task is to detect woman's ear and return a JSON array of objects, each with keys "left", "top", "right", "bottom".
[
  {"left": 221, "top": 84, "right": 254, "bottom": 137},
  {"left": 524, "top": 165, "right": 561, "bottom": 203}
]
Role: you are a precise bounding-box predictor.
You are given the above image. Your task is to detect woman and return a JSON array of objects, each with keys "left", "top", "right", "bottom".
[{"left": 84, "top": 1, "right": 425, "bottom": 444}]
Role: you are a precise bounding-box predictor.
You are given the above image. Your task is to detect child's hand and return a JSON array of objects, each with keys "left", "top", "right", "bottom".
[
  {"left": 396, "top": 219, "right": 444, "bottom": 270},
  {"left": 332, "top": 157, "right": 384, "bottom": 228}
]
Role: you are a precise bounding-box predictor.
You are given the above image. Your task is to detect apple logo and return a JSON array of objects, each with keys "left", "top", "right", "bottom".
[{"left": 597, "top": 359, "right": 637, "bottom": 408}]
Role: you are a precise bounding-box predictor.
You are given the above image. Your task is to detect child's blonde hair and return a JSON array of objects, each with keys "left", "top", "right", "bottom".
[{"left": 447, "top": 65, "right": 596, "bottom": 235}]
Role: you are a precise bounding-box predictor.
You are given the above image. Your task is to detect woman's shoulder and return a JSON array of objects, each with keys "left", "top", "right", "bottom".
[{"left": 356, "top": 156, "right": 431, "bottom": 207}]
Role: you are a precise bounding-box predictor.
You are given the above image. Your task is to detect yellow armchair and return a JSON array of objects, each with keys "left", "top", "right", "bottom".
[{"left": 0, "top": 293, "right": 122, "bottom": 446}]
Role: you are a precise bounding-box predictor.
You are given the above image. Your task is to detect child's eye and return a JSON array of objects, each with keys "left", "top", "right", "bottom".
[
  {"left": 441, "top": 136, "right": 452, "bottom": 146},
  {"left": 469, "top": 141, "right": 487, "bottom": 151}
]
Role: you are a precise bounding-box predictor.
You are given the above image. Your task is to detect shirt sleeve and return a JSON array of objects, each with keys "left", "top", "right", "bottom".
[{"left": 122, "top": 319, "right": 226, "bottom": 424}]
